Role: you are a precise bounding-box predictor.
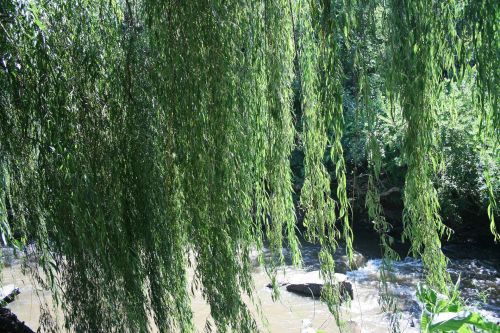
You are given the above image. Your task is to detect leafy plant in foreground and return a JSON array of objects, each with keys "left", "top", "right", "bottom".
[{"left": 417, "top": 283, "right": 500, "bottom": 333}]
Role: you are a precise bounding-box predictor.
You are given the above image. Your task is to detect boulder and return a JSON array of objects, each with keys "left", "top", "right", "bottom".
[
  {"left": 334, "top": 249, "right": 366, "bottom": 274},
  {"left": 0, "top": 285, "right": 20, "bottom": 304},
  {"left": 275, "top": 271, "right": 353, "bottom": 300},
  {"left": 0, "top": 308, "right": 35, "bottom": 333},
  {"left": 286, "top": 283, "right": 322, "bottom": 298},
  {"left": 286, "top": 281, "right": 353, "bottom": 300}
]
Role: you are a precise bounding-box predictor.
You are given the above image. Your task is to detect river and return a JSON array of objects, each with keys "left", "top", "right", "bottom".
[{"left": 2, "top": 235, "right": 499, "bottom": 332}]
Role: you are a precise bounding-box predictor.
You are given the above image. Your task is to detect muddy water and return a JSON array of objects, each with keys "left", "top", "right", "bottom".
[
  {"left": 2, "top": 265, "right": 49, "bottom": 327},
  {"left": 2, "top": 241, "right": 499, "bottom": 332},
  {"left": 3, "top": 264, "right": 387, "bottom": 333}
]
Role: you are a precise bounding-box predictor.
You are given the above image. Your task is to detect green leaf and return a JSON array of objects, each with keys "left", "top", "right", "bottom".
[{"left": 430, "top": 311, "right": 500, "bottom": 333}]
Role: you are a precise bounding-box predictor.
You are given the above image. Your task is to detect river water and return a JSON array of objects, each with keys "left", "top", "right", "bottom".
[{"left": 2, "top": 237, "right": 499, "bottom": 332}]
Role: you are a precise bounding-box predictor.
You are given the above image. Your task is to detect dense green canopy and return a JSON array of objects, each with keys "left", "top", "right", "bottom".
[{"left": 0, "top": 0, "right": 498, "bottom": 332}]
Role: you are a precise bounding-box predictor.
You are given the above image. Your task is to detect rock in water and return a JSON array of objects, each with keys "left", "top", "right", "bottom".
[
  {"left": 286, "top": 281, "right": 353, "bottom": 300},
  {"left": 0, "top": 308, "right": 35, "bottom": 333},
  {"left": 0, "top": 285, "right": 20, "bottom": 304},
  {"left": 286, "top": 283, "right": 322, "bottom": 298},
  {"left": 334, "top": 249, "right": 367, "bottom": 274},
  {"left": 283, "top": 271, "right": 353, "bottom": 300}
]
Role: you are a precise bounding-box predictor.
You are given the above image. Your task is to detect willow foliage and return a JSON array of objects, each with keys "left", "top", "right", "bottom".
[
  {"left": 294, "top": 0, "right": 355, "bottom": 315},
  {"left": 0, "top": 0, "right": 498, "bottom": 332},
  {"left": 350, "top": 1, "right": 402, "bottom": 330},
  {"left": 385, "top": 0, "right": 498, "bottom": 291},
  {"left": 385, "top": 0, "right": 457, "bottom": 291},
  {"left": 465, "top": 0, "right": 500, "bottom": 241}
]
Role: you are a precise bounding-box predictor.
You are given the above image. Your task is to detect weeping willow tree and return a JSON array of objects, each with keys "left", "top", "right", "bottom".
[{"left": 0, "top": 0, "right": 498, "bottom": 332}]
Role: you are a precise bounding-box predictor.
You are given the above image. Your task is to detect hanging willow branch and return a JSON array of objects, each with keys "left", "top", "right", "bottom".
[
  {"left": 465, "top": 0, "right": 500, "bottom": 241},
  {"left": 0, "top": 0, "right": 498, "bottom": 332},
  {"left": 386, "top": 0, "right": 451, "bottom": 291},
  {"left": 293, "top": 0, "right": 356, "bottom": 317},
  {"left": 349, "top": 0, "right": 401, "bottom": 330}
]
